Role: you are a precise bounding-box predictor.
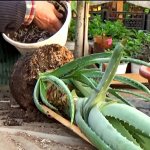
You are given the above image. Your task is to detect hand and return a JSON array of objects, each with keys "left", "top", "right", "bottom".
[{"left": 34, "top": 1, "right": 63, "bottom": 33}]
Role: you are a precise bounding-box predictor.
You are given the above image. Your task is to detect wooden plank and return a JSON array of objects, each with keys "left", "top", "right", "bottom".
[
  {"left": 112, "top": 73, "right": 148, "bottom": 85},
  {"left": 117, "top": 1, "right": 124, "bottom": 19},
  {"left": 41, "top": 105, "right": 91, "bottom": 145}
]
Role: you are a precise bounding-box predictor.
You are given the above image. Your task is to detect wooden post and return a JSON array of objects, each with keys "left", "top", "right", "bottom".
[
  {"left": 117, "top": 1, "right": 124, "bottom": 19},
  {"left": 83, "top": 2, "right": 89, "bottom": 56},
  {"left": 74, "top": 1, "right": 85, "bottom": 58}
]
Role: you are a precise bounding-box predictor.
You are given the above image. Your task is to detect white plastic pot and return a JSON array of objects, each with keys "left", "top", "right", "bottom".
[
  {"left": 104, "top": 63, "right": 128, "bottom": 74},
  {"left": 131, "top": 63, "right": 141, "bottom": 73},
  {"left": 2, "top": 2, "right": 71, "bottom": 55}
]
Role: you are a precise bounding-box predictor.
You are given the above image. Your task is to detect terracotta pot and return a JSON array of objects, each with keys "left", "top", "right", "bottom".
[
  {"left": 93, "top": 36, "right": 112, "bottom": 53},
  {"left": 139, "top": 66, "right": 150, "bottom": 85}
]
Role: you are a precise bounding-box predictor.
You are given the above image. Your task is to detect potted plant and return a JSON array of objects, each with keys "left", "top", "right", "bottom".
[
  {"left": 99, "top": 20, "right": 133, "bottom": 74},
  {"left": 88, "top": 15, "right": 113, "bottom": 53},
  {"left": 2, "top": 1, "right": 71, "bottom": 55},
  {"left": 131, "top": 30, "right": 150, "bottom": 73}
]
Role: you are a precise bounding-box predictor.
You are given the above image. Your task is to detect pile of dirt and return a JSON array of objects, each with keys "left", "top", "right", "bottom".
[{"left": 9, "top": 44, "right": 74, "bottom": 115}]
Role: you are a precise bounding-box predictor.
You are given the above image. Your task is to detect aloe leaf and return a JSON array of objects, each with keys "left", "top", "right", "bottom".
[
  {"left": 41, "top": 75, "right": 75, "bottom": 123},
  {"left": 101, "top": 103, "right": 150, "bottom": 138},
  {"left": 83, "top": 43, "right": 124, "bottom": 121},
  {"left": 61, "top": 58, "right": 110, "bottom": 79},
  {"left": 78, "top": 69, "right": 150, "bottom": 95},
  {"left": 80, "top": 69, "right": 150, "bottom": 94},
  {"left": 112, "top": 89, "right": 150, "bottom": 102},
  {"left": 107, "top": 117, "right": 140, "bottom": 146},
  {"left": 73, "top": 58, "right": 109, "bottom": 73},
  {"left": 33, "top": 78, "right": 44, "bottom": 113},
  {"left": 131, "top": 130, "right": 150, "bottom": 150},
  {"left": 71, "top": 80, "right": 94, "bottom": 97},
  {"left": 114, "top": 76, "right": 150, "bottom": 94},
  {"left": 40, "top": 80, "right": 58, "bottom": 111},
  {"left": 72, "top": 68, "right": 101, "bottom": 79},
  {"left": 122, "top": 57, "right": 150, "bottom": 67},
  {"left": 41, "top": 52, "right": 112, "bottom": 78},
  {"left": 72, "top": 74, "right": 97, "bottom": 89},
  {"left": 120, "top": 120, "right": 150, "bottom": 150},
  {"left": 108, "top": 88, "right": 134, "bottom": 107},
  {"left": 88, "top": 106, "right": 142, "bottom": 150},
  {"left": 75, "top": 99, "right": 112, "bottom": 150},
  {"left": 137, "top": 134, "right": 150, "bottom": 150}
]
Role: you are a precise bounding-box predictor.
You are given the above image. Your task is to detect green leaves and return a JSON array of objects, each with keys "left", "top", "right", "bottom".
[
  {"left": 74, "top": 42, "right": 150, "bottom": 150},
  {"left": 34, "top": 75, "right": 75, "bottom": 123},
  {"left": 88, "top": 106, "right": 142, "bottom": 150}
]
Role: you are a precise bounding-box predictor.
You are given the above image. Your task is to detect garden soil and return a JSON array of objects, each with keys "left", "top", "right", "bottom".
[{"left": 0, "top": 86, "right": 95, "bottom": 150}]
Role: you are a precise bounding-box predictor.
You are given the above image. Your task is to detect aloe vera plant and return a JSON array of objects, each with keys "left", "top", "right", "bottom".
[{"left": 34, "top": 43, "right": 150, "bottom": 149}]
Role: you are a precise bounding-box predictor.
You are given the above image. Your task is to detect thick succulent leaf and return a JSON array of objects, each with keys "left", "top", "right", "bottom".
[
  {"left": 72, "top": 74, "right": 97, "bottom": 90},
  {"left": 113, "top": 76, "right": 150, "bottom": 94},
  {"left": 41, "top": 75, "right": 75, "bottom": 123},
  {"left": 75, "top": 99, "right": 112, "bottom": 150},
  {"left": 122, "top": 57, "right": 150, "bottom": 67},
  {"left": 71, "top": 80, "right": 94, "bottom": 97},
  {"left": 101, "top": 103, "right": 150, "bottom": 138},
  {"left": 112, "top": 89, "right": 150, "bottom": 102},
  {"left": 41, "top": 52, "right": 112, "bottom": 78},
  {"left": 78, "top": 69, "right": 150, "bottom": 95},
  {"left": 107, "top": 117, "right": 140, "bottom": 146},
  {"left": 139, "top": 135, "right": 150, "bottom": 150},
  {"left": 33, "top": 78, "right": 44, "bottom": 113},
  {"left": 121, "top": 120, "right": 150, "bottom": 150},
  {"left": 83, "top": 43, "right": 124, "bottom": 122},
  {"left": 88, "top": 107, "right": 142, "bottom": 150},
  {"left": 73, "top": 68, "right": 101, "bottom": 78},
  {"left": 108, "top": 88, "right": 134, "bottom": 107},
  {"left": 62, "top": 58, "right": 110, "bottom": 79},
  {"left": 73, "top": 58, "right": 109, "bottom": 73},
  {"left": 40, "top": 80, "right": 58, "bottom": 111}
]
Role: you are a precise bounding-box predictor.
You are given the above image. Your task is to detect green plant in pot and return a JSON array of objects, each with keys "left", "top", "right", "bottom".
[
  {"left": 130, "top": 30, "right": 150, "bottom": 73},
  {"left": 88, "top": 15, "right": 113, "bottom": 53}
]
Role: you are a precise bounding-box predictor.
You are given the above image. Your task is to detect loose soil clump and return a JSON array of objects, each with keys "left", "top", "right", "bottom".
[
  {"left": 9, "top": 44, "right": 74, "bottom": 112},
  {"left": 6, "top": 1, "right": 67, "bottom": 43}
]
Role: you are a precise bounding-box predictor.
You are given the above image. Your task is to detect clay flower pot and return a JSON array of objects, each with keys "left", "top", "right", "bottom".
[
  {"left": 93, "top": 36, "right": 112, "bottom": 53},
  {"left": 139, "top": 66, "right": 150, "bottom": 85}
]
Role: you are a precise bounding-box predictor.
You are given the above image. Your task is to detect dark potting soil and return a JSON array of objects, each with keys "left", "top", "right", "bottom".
[
  {"left": 6, "top": 1, "right": 67, "bottom": 43},
  {"left": 9, "top": 44, "right": 74, "bottom": 111}
]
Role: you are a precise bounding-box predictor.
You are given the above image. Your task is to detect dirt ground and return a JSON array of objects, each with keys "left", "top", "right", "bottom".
[
  {"left": 0, "top": 85, "right": 150, "bottom": 150},
  {"left": 0, "top": 86, "right": 95, "bottom": 150}
]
